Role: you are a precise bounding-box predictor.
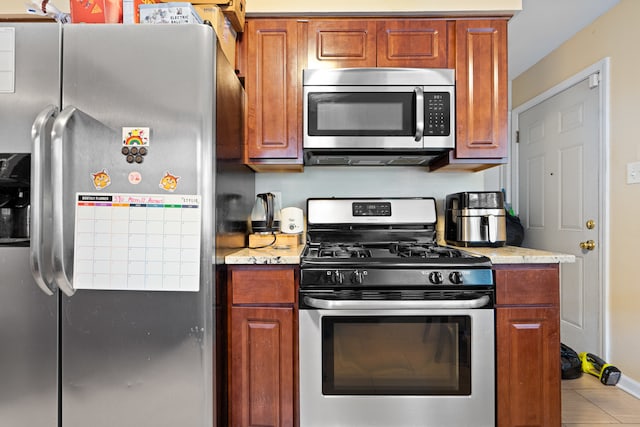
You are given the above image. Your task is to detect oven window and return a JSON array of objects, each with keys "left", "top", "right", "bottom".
[
  {"left": 322, "top": 316, "right": 471, "bottom": 396},
  {"left": 307, "top": 92, "right": 415, "bottom": 136}
]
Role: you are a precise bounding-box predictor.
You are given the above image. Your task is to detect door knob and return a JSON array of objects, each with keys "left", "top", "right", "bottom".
[{"left": 579, "top": 240, "right": 596, "bottom": 251}]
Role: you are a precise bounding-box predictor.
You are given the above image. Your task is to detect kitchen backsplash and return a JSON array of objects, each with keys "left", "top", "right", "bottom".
[{"left": 255, "top": 166, "right": 500, "bottom": 213}]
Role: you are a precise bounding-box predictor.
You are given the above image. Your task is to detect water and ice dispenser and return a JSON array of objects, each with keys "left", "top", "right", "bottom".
[{"left": 0, "top": 153, "right": 30, "bottom": 243}]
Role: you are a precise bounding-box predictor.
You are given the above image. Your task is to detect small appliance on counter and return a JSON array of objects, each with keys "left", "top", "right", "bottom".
[
  {"left": 280, "top": 207, "right": 304, "bottom": 234},
  {"left": 250, "top": 192, "right": 281, "bottom": 233},
  {"left": 445, "top": 191, "right": 506, "bottom": 247},
  {"left": 249, "top": 193, "right": 303, "bottom": 247}
]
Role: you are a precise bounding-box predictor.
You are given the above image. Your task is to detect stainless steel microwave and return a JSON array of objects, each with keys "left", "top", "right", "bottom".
[{"left": 303, "top": 68, "right": 455, "bottom": 166}]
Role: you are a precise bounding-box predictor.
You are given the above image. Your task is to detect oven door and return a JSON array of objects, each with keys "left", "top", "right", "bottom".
[
  {"left": 299, "top": 297, "right": 495, "bottom": 427},
  {"left": 303, "top": 85, "right": 454, "bottom": 150}
]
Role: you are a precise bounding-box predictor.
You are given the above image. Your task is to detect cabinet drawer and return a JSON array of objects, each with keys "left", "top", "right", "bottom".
[
  {"left": 495, "top": 265, "right": 559, "bottom": 306},
  {"left": 230, "top": 268, "right": 296, "bottom": 305}
]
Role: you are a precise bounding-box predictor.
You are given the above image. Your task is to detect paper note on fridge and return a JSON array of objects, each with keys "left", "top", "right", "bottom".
[{"left": 73, "top": 193, "right": 201, "bottom": 291}]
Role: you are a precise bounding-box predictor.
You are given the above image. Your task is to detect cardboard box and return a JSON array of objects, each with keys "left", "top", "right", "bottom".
[
  {"left": 70, "top": 0, "right": 107, "bottom": 23},
  {"left": 70, "top": 0, "right": 124, "bottom": 23},
  {"left": 214, "top": 0, "right": 245, "bottom": 32},
  {"left": 123, "top": 0, "right": 159, "bottom": 23},
  {"left": 193, "top": 4, "right": 237, "bottom": 63},
  {"left": 139, "top": 2, "right": 202, "bottom": 24},
  {"left": 158, "top": 0, "right": 245, "bottom": 31}
]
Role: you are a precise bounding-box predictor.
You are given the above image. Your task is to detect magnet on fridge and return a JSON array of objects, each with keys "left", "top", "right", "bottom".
[
  {"left": 159, "top": 171, "right": 180, "bottom": 192},
  {"left": 128, "top": 171, "right": 142, "bottom": 185},
  {"left": 122, "top": 127, "right": 149, "bottom": 146},
  {"left": 91, "top": 169, "right": 111, "bottom": 190}
]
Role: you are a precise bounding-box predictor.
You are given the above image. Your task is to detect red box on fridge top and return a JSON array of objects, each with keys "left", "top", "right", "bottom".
[{"left": 70, "top": 0, "right": 123, "bottom": 23}]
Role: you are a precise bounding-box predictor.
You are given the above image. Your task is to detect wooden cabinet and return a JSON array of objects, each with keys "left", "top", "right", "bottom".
[
  {"left": 305, "top": 19, "right": 377, "bottom": 68},
  {"left": 304, "top": 19, "right": 449, "bottom": 69},
  {"left": 430, "top": 19, "right": 508, "bottom": 171},
  {"left": 240, "top": 17, "right": 508, "bottom": 172},
  {"left": 376, "top": 20, "right": 451, "bottom": 68},
  {"left": 494, "top": 264, "right": 561, "bottom": 427},
  {"left": 239, "top": 19, "right": 303, "bottom": 171},
  {"left": 227, "top": 265, "right": 298, "bottom": 427}
]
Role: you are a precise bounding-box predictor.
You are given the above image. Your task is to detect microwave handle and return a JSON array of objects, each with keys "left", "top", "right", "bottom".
[{"left": 414, "top": 87, "right": 424, "bottom": 141}]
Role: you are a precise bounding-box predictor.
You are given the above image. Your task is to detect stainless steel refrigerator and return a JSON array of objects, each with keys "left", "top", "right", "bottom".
[{"left": 0, "top": 22, "right": 253, "bottom": 427}]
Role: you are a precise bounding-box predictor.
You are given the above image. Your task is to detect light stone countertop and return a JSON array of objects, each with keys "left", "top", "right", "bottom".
[
  {"left": 458, "top": 245, "right": 575, "bottom": 264},
  {"left": 224, "top": 244, "right": 575, "bottom": 266},
  {"left": 225, "top": 245, "right": 306, "bottom": 265}
]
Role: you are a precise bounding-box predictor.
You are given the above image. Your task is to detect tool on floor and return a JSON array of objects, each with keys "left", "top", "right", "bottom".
[{"left": 578, "top": 352, "right": 621, "bottom": 385}]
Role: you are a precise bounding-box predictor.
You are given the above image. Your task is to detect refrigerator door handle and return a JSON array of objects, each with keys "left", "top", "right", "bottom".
[
  {"left": 51, "top": 106, "right": 77, "bottom": 297},
  {"left": 30, "top": 105, "right": 58, "bottom": 296}
]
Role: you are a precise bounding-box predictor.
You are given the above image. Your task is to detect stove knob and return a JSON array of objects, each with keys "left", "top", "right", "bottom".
[
  {"left": 351, "top": 270, "right": 364, "bottom": 285},
  {"left": 333, "top": 270, "right": 344, "bottom": 285},
  {"left": 449, "top": 271, "right": 464, "bottom": 285},
  {"left": 428, "top": 271, "right": 443, "bottom": 285}
]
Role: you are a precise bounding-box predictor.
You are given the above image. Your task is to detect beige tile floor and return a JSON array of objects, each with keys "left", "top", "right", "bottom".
[{"left": 562, "top": 374, "right": 640, "bottom": 426}]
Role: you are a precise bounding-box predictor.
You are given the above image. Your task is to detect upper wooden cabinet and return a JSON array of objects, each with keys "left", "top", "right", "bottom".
[
  {"left": 304, "top": 19, "right": 450, "bottom": 69},
  {"left": 305, "top": 20, "right": 377, "bottom": 68},
  {"left": 239, "top": 19, "right": 303, "bottom": 171},
  {"left": 431, "top": 19, "right": 508, "bottom": 171},
  {"left": 376, "top": 20, "right": 451, "bottom": 68}
]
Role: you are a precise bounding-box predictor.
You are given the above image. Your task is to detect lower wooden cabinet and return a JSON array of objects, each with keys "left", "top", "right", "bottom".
[
  {"left": 494, "top": 264, "right": 561, "bottom": 427},
  {"left": 227, "top": 265, "right": 298, "bottom": 427}
]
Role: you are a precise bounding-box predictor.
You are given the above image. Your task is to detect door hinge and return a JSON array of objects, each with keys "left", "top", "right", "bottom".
[
  {"left": 516, "top": 130, "right": 520, "bottom": 143},
  {"left": 589, "top": 73, "right": 600, "bottom": 89}
]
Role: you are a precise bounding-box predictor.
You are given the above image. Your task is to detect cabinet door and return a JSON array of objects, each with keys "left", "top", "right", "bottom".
[
  {"left": 230, "top": 306, "right": 295, "bottom": 427},
  {"left": 496, "top": 307, "right": 561, "bottom": 427},
  {"left": 306, "top": 19, "right": 377, "bottom": 68},
  {"left": 244, "top": 19, "right": 301, "bottom": 164},
  {"left": 455, "top": 19, "right": 508, "bottom": 159},
  {"left": 376, "top": 20, "right": 448, "bottom": 68}
]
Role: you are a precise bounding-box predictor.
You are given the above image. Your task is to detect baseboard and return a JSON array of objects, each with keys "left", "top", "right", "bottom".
[{"left": 618, "top": 374, "right": 640, "bottom": 399}]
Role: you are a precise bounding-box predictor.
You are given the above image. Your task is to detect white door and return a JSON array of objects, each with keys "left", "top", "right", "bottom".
[{"left": 516, "top": 73, "right": 604, "bottom": 355}]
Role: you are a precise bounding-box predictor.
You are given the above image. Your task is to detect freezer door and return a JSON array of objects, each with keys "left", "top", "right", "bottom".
[
  {"left": 0, "top": 23, "right": 60, "bottom": 427},
  {"left": 57, "top": 25, "right": 215, "bottom": 427}
]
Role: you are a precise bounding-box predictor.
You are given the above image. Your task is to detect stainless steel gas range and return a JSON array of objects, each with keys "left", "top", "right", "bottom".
[{"left": 298, "top": 198, "right": 495, "bottom": 427}]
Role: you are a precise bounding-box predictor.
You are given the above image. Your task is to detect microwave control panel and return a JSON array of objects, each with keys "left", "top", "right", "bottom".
[{"left": 424, "top": 92, "right": 450, "bottom": 136}]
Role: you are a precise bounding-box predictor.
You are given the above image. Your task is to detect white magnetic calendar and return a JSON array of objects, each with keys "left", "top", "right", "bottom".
[{"left": 73, "top": 193, "right": 201, "bottom": 291}]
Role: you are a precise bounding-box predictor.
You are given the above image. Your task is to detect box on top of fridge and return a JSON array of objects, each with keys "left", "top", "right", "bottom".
[
  {"left": 139, "top": 2, "right": 202, "bottom": 24},
  {"left": 157, "top": 0, "right": 246, "bottom": 31},
  {"left": 70, "top": 0, "right": 123, "bottom": 23},
  {"left": 192, "top": 4, "right": 237, "bottom": 64},
  {"left": 123, "top": 0, "right": 159, "bottom": 23}
]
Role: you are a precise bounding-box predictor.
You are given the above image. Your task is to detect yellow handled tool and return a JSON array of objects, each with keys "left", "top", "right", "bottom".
[{"left": 578, "top": 352, "right": 621, "bottom": 386}]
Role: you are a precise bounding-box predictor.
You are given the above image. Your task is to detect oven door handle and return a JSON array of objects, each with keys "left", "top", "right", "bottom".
[{"left": 303, "top": 295, "right": 491, "bottom": 310}]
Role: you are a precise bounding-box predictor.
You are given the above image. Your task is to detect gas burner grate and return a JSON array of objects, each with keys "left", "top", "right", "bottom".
[
  {"left": 390, "top": 242, "right": 463, "bottom": 259},
  {"left": 318, "top": 244, "right": 372, "bottom": 259}
]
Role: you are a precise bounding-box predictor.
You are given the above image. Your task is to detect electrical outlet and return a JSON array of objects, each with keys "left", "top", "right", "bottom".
[{"left": 627, "top": 161, "right": 640, "bottom": 184}]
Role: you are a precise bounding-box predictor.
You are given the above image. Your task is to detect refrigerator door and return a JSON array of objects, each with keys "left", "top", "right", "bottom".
[
  {"left": 0, "top": 23, "right": 60, "bottom": 427},
  {"left": 57, "top": 25, "right": 215, "bottom": 427}
]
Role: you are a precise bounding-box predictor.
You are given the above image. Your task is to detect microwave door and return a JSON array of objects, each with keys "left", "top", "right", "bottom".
[{"left": 304, "top": 85, "right": 424, "bottom": 149}]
